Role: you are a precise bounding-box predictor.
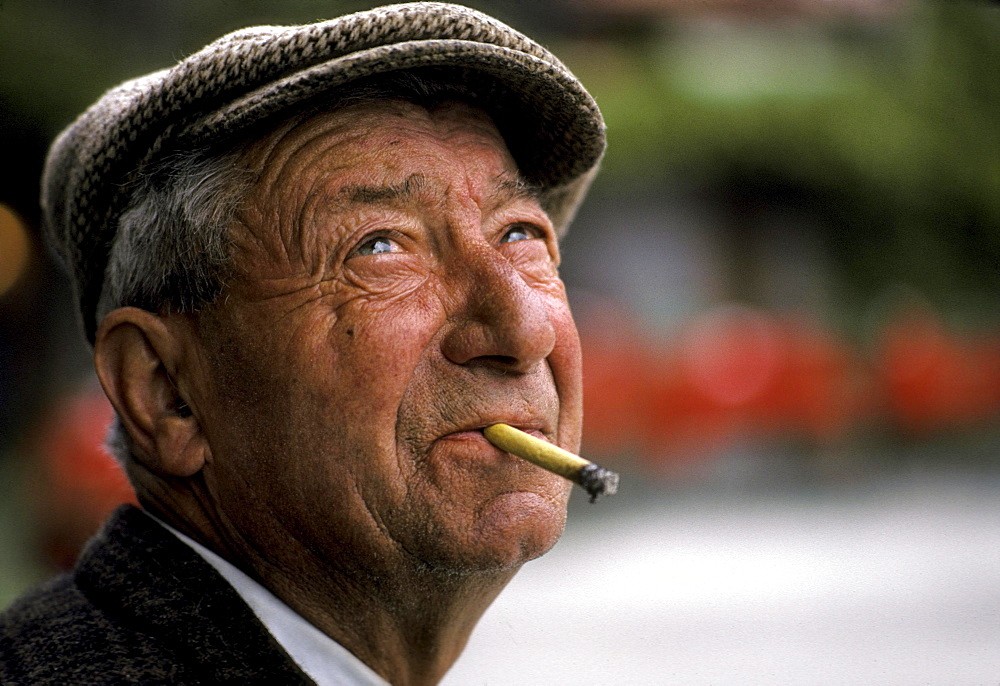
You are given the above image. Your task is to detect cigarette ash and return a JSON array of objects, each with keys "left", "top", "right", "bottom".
[{"left": 577, "top": 463, "right": 620, "bottom": 503}]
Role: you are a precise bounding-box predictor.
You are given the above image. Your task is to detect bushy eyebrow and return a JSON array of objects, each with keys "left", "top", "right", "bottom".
[
  {"left": 335, "top": 171, "right": 540, "bottom": 209},
  {"left": 339, "top": 173, "right": 427, "bottom": 206},
  {"left": 494, "top": 174, "right": 541, "bottom": 204}
]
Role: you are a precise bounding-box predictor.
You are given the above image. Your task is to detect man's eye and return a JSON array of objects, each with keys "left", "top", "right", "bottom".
[
  {"left": 500, "top": 224, "right": 537, "bottom": 244},
  {"left": 354, "top": 235, "right": 398, "bottom": 256}
]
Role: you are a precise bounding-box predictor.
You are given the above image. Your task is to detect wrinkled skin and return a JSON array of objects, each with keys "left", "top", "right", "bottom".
[
  {"left": 98, "top": 100, "right": 583, "bottom": 684},
  {"left": 197, "top": 99, "right": 580, "bottom": 574}
]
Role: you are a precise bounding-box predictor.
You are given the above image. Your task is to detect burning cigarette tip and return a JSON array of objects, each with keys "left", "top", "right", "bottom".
[
  {"left": 578, "top": 463, "right": 619, "bottom": 503},
  {"left": 483, "top": 423, "right": 620, "bottom": 503}
]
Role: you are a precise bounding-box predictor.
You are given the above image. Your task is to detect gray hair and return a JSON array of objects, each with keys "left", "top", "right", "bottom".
[
  {"left": 100, "top": 146, "right": 254, "bottom": 467},
  {"left": 96, "top": 147, "right": 253, "bottom": 322}
]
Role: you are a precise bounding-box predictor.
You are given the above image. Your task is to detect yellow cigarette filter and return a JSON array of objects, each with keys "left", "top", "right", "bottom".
[{"left": 483, "top": 423, "right": 620, "bottom": 502}]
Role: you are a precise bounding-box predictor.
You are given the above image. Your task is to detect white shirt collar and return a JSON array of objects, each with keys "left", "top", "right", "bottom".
[{"left": 147, "top": 513, "right": 390, "bottom": 686}]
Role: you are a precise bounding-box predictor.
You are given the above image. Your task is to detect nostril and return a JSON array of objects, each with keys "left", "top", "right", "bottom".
[
  {"left": 440, "top": 248, "right": 557, "bottom": 371},
  {"left": 465, "top": 355, "right": 523, "bottom": 374}
]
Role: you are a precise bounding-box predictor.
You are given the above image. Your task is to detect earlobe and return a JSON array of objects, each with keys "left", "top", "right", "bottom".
[{"left": 94, "top": 307, "right": 208, "bottom": 478}]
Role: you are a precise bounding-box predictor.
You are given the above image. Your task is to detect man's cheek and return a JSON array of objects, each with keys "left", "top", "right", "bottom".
[
  {"left": 325, "top": 312, "right": 442, "bottom": 455},
  {"left": 546, "top": 310, "right": 584, "bottom": 451},
  {"left": 339, "top": 289, "right": 445, "bottom": 364},
  {"left": 342, "top": 254, "right": 428, "bottom": 298}
]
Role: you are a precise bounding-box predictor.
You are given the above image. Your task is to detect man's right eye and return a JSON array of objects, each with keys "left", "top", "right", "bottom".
[{"left": 354, "top": 235, "right": 399, "bottom": 256}]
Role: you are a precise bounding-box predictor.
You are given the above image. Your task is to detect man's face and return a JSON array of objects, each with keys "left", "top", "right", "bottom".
[{"left": 190, "top": 100, "right": 582, "bottom": 576}]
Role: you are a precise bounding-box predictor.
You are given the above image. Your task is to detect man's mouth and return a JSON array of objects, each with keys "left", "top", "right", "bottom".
[
  {"left": 481, "top": 423, "right": 620, "bottom": 502},
  {"left": 427, "top": 418, "right": 618, "bottom": 501},
  {"left": 436, "top": 416, "right": 552, "bottom": 445}
]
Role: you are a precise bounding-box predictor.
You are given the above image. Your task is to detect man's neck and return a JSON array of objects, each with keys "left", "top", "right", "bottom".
[
  {"left": 248, "top": 541, "right": 518, "bottom": 686},
  {"left": 142, "top": 496, "right": 517, "bottom": 686}
]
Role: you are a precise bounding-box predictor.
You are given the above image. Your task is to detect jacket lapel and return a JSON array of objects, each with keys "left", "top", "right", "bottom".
[{"left": 74, "top": 505, "right": 313, "bottom": 684}]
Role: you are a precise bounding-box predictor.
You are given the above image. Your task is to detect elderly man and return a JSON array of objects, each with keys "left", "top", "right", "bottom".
[{"left": 0, "top": 3, "right": 604, "bottom": 684}]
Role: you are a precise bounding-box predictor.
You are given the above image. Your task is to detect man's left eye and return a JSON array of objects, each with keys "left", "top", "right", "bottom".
[{"left": 500, "top": 224, "right": 537, "bottom": 243}]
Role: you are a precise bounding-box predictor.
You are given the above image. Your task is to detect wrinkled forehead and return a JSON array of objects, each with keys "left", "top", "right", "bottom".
[
  {"left": 218, "top": 98, "right": 543, "bottom": 274},
  {"left": 231, "top": 98, "right": 536, "bottom": 228},
  {"left": 239, "top": 99, "right": 514, "bottom": 182}
]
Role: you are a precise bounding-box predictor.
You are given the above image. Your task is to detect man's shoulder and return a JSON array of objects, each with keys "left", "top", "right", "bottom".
[
  {"left": 0, "top": 522, "right": 185, "bottom": 684},
  {"left": 0, "top": 505, "right": 311, "bottom": 685}
]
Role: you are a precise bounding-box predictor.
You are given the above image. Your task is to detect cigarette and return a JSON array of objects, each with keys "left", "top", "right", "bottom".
[{"left": 483, "top": 423, "right": 619, "bottom": 502}]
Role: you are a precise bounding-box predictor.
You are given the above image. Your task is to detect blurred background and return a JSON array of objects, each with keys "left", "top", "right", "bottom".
[{"left": 1, "top": 0, "right": 999, "bottom": 683}]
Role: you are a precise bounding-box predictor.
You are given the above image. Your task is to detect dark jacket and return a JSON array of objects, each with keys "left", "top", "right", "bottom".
[{"left": 0, "top": 505, "right": 312, "bottom": 685}]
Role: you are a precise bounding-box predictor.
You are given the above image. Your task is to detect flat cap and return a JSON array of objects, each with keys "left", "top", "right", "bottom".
[{"left": 42, "top": 1, "right": 605, "bottom": 343}]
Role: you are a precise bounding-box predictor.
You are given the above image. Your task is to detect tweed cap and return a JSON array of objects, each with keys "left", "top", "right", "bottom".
[{"left": 42, "top": 1, "right": 605, "bottom": 344}]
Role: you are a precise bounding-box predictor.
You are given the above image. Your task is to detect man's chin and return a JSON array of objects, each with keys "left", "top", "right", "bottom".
[{"left": 426, "top": 490, "right": 569, "bottom": 575}]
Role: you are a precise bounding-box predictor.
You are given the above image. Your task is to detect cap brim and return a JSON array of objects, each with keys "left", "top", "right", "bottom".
[{"left": 173, "top": 39, "right": 603, "bottom": 231}]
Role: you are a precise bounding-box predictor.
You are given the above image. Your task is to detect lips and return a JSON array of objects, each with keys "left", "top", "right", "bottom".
[
  {"left": 438, "top": 420, "right": 550, "bottom": 445},
  {"left": 412, "top": 404, "right": 569, "bottom": 495},
  {"left": 393, "top": 358, "right": 563, "bottom": 459},
  {"left": 429, "top": 419, "right": 553, "bottom": 471}
]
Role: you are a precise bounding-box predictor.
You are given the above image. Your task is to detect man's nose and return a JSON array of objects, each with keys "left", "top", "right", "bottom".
[{"left": 440, "top": 244, "right": 557, "bottom": 374}]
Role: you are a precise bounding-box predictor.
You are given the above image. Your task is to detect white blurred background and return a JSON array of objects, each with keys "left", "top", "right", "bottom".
[{"left": 447, "top": 474, "right": 1000, "bottom": 684}]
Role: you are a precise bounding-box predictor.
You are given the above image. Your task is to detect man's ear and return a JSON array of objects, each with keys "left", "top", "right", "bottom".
[{"left": 94, "top": 307, "right": 208, "bottom": 478}]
